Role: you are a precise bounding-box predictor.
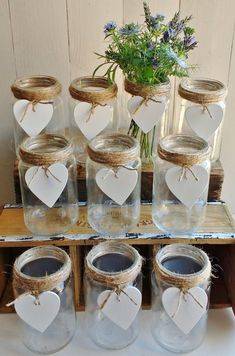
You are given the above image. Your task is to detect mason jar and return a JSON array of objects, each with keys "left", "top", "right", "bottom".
[
  {"left": 152, "top": 134, "right": 211, "bottom": 235},
  {"left": 151, "top": 244, "right": 211, "bottom": 353},
  {"left": 12, "top": 246, "right": 76, "bottom": 354},
  {"left": 86, "top": 133, "right": 141, "bottom": 236},
  {"left": 18, "top": 134, "right": 78, "bottom": 235},
  {"left": 84, "top": 241, "right": 143, "bottom": 349},
  {"left": 69, "top": 76, "right": 118, "bottom": 164},
  {"left": 176, "top": 78, "right": 227, "bottom": 162},
  {"left": 11, "top": 75, "right": 65, "bottom": 153},
  {"left": 124, "top": 78, "right": 171, "bottom": 163}
]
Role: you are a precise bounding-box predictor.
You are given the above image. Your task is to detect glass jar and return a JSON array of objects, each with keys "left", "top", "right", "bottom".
[
  {"left": 69, "top": 76, "right": 118, "bottom": 164},
  {"left": 86, "top": 133, "right": 141, "bottom": 236},
  {"left": 152, "top": 134, "right": 211, "bottom": 235},
  {"left": 151, "top": 244, "right": 211, "bottom": 353},
  {"left": 84, "top": 241, "right": 142, "bottom": 349},
  {"left": 12, "top": 246, "right": 76, "bottom": 354},
  {"left": 124, "top": 78, "right": 171, "bottom": 163},
  {"left": 18, "top": 134, "right": 78, "bottom": 235},
  {"left": 11, "top": 75, "right": 65, "bottom": 153},
  {"left": 176, "top": 78, "right": 227, "bottom": 162}
]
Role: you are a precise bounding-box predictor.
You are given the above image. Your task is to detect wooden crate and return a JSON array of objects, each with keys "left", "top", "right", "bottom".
[
  {"left": 0, "top": 202, "right": 234, "bottom": 315},
  {"left": 13, "top": 160, "right": 224, "bottom": 203}
]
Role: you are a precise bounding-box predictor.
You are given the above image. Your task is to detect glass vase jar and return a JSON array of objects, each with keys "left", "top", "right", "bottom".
[
  {"left": 84, "top": 241, "right": 143, "bottom": 349},
  {"left": 151, "top": 244, "right": 211, "bottom": 353},
  {"left": 124, "top": 78, "right": 171, "bottom": 163},
  {"left": 11, "top": 75, "right": 65, "bottom": 153},
  {"left": 12, "top": 246, "right": 76, "bottom": 354},
  {"left": 152, "top": 134, "right": 211, "bottom": 235},
  {"left": 86, "top": 133, "right": 141, "bottom": 236},
  {"left": 18, "top": 134, "right": 78, "bottom": 235},
  {"left": 69, "top": 76, "right": 118, "bottom": 164},
  {"left": 176, "top": 78, "right": 227, "bottom": 162}
]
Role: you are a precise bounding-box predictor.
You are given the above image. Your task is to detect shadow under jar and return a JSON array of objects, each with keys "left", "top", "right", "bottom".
[
  {"left": 11, "top": 75, "right": 65, "bottom": 153},
  {"left": 84, "top": 242, "right": 143, "bottom": 349},
  {"left": 86, "top": 133, "right": 141, "bottom": 236},
  {"left": 151, "top": 244, "right": 211, "bottom": 354},
  {"left": 152, "top": 134, "right": 211, "bottom": 236},
  {"left": 18, "top": 134, "right": 78, "bottom": 235},
  {"left": 12, "top": 246, "right": 76, "bottom": 355},
  {"left": 69, "top": 76, "right": 118, "bottom": 165},
  {"left": 176, "top": 78, "right": 227, "bottom": 162}
]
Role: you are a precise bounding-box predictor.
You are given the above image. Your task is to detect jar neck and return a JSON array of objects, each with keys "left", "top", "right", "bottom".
[
  {"left": 154, "top": 244, "right": 211, "bottom": 289},
  {"left": 85, "top": 242, "right": 142, "bottom": 287},
  {"left": 69, "top": 76, "right": 117, "bottom": 104},
  {"left": 87, "top": 133, "right": 140, "bottom": 166},
  {"left": 178, "top": 78, "right": 227, "bottom": 104},
  {"left": 157, "top": 134, "right": 211, "bottom": 166},
  {"left": 19, "top": 134, "right": 73, "bottom": 165},
  {"left": 124, "top": 78, "right": 171, "bottom": 98},
  {"left": 11, "top": 75, "right": 61, "bottom": 101}
]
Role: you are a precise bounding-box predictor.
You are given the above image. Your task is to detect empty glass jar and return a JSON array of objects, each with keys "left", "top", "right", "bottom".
[
  {"left": 11, "top": 75, "right": 65, "bottom": 152},
  {"left": 18, "top": 134, "right": 78, "bottom": 235},
  {"left": 69, "top": 76, "right": 118, "bottom": 164},
  {"left": 176, "top": 78, "right": 227, "bottom": 162},
  {"left": 12, "top": 246, "right": 76, "bottom": 354},
  {"left": 124, "top": 78, "right": 171, "bottom": 163},
  {"left": 84, "top": 241, "right": 142, "bottom": 349},
  {"left": 152, "top": 134, "right": 211, "bottom": 235},
  {"left": 86, "top": 133, "right": 141, "bottom": 236},
  {"left": 151, "top": 244, "right": 211, "bottom": 353}
]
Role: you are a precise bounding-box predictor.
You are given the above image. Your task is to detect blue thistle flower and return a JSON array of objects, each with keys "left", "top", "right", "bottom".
[
  {"left": 104, "top": 21, "right": 117, "bottom": 33},
  {"left": 119, "top": 23, "right": 140, "bottom": 36}
]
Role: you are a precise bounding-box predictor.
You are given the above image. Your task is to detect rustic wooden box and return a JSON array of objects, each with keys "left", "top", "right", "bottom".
[
  {"left": 0, "top": 202, "right": 234, "bottom": 315},
  {"left": 14, "top": 160, "right": 224, "bottom": 203}
]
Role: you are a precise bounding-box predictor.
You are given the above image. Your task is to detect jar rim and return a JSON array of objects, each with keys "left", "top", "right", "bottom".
[
  {"left": 179, "top": 77, "right": 227, "bottom": 104},
  {"left": 85, "top": 242, "right": 142, "bottom": 286},
  {"left": 11, "top": 75, "right": 61, "bottom": 101},
  {"left": 124, "top": 77, "right": 171, "bottom": 98},
  {"left": 87, "top": 133, "right": 140, "bottom": 166}
]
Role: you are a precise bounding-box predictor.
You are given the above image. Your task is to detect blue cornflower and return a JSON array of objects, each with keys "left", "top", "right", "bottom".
[
  {"left": 119, "top": 23, "right": 140, "bottom": 36},
  {"left": 149, "top": 14, "right": 165, "bottom": 29},
  {"left": 104, "top": 21, "right": 117, "bottom": 33},
  {"left": 165, "top": 48, "right": 187, "bottom": 68},
  {"left": 152, "top": 58, "right": 159, "bottom": 70}
]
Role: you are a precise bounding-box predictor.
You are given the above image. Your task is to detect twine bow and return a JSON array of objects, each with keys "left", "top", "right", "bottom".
[
  {"left": 170, "top": 289, "right": 205, "bottom": 319},
  {"left": 86, "top": 102, "right": 107, "bottom": 123},
  {"left": 179, "top": 165, "right": 199, "bottom": 182},
  {"left": 19, "top": 100, "right": 53, "bottom": 123},
  {"left": 99, "top": 286, "right": 138, "bottom": 311},
  {"left": 27, "top": 165, "right": 63, "bottom": 187},
  {"left": 132, "top": 96, "right": 162, "bottom": 116}
]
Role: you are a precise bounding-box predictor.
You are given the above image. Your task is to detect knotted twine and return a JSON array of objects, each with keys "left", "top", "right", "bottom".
[
  {"left": 85, "top": 242, "right": 143, "bottom": 310},
  {"left": 19, "top": 134, "right": 74, "bottom": 184},
  {"left": 69, "top": 76, "right": 117, "bottom": 121},
  {"left": 178, "top": 78, "right": 227, "bottom": 119},
  {"left": 157, "top": 134, "right": 211, "bottom": 182},
  {"left": 125, "top": 78, "right": 171, "bottom": 114},
  {"left": 154, "top": 244, "right": 211, "bottom": 319},
  {"left": 7, "top": 246, "right": 71, "bottom": 306},
  {"left": 11, "top": 75, "right": 62, "bottom": 122}
]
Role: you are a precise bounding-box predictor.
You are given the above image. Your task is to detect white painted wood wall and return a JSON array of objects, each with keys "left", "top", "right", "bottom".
[{"left": 0, "top": 0, "right": 235, "bottom": 212}]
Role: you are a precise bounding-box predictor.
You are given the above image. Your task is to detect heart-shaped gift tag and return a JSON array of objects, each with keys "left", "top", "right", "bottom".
[
  {"left": 25, "top": 163, "right": 68, "bottom": 208},
  {"left": 96, "top": 167, "right": 138, "bottom": 205},
  {"left": 128, "top": 96, "right": 166, "bottom": 133},
  {"left": 162, "top": 286, "right": 208, "bottom": 335},
  {"left": 13, "top": 99, "right": 53, "bottom": 136},
  {"left": 165, "top": 165, "right": 209, "bottom": 209},
  {"left": 186, "top": 104, "right": 224, "bottom": 141},
  {"left": 74, "top": 102, "right": 112, "bottom": 140},
  {"left": 97, "top": 286, "right": 142, "bottom": 330},
  {"left": 15, "top": 291, "right": 60, "bottom": 333}
]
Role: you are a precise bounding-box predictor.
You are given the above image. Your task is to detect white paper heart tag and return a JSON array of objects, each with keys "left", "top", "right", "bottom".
[
  {"left": 15, "top": 291, "right": 60, "bottom": 333},
  {"left": 13, "top": 99, "right": 53, "bottom": 136},
  {"left": 25, "top": 163, "right": 68, "bottom": 208},
  {"left": 96, "top": 167, "right": 138, "bottom": 205},
  {"left": 128, "top": 96, "right": 166, "bottom": 133},
  {"left": 74, "top": 102, "right": 112, "bottom": 140},
  {"left": 186, "top": 104, "right": 224, "bottom": 141},
  {"left": 165, "top": 165, "right": 209, "bottom": 209},
  {"left": 97, "top": 286, "right": 142, "bottom": 330},
  {"left": 162, "top": 287, "right": 208, "bottom": 335}
]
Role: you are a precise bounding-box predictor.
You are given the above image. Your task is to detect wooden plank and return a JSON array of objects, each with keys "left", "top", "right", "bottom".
[
  {"left": 0, "top": 203, "right": 234, "bottom": 247},
  {"left": 0, "top": 0, "right": 17, "bottom": 205},
  {"left": 69, "top": 246, "right": 81, "bottom": 310}
]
